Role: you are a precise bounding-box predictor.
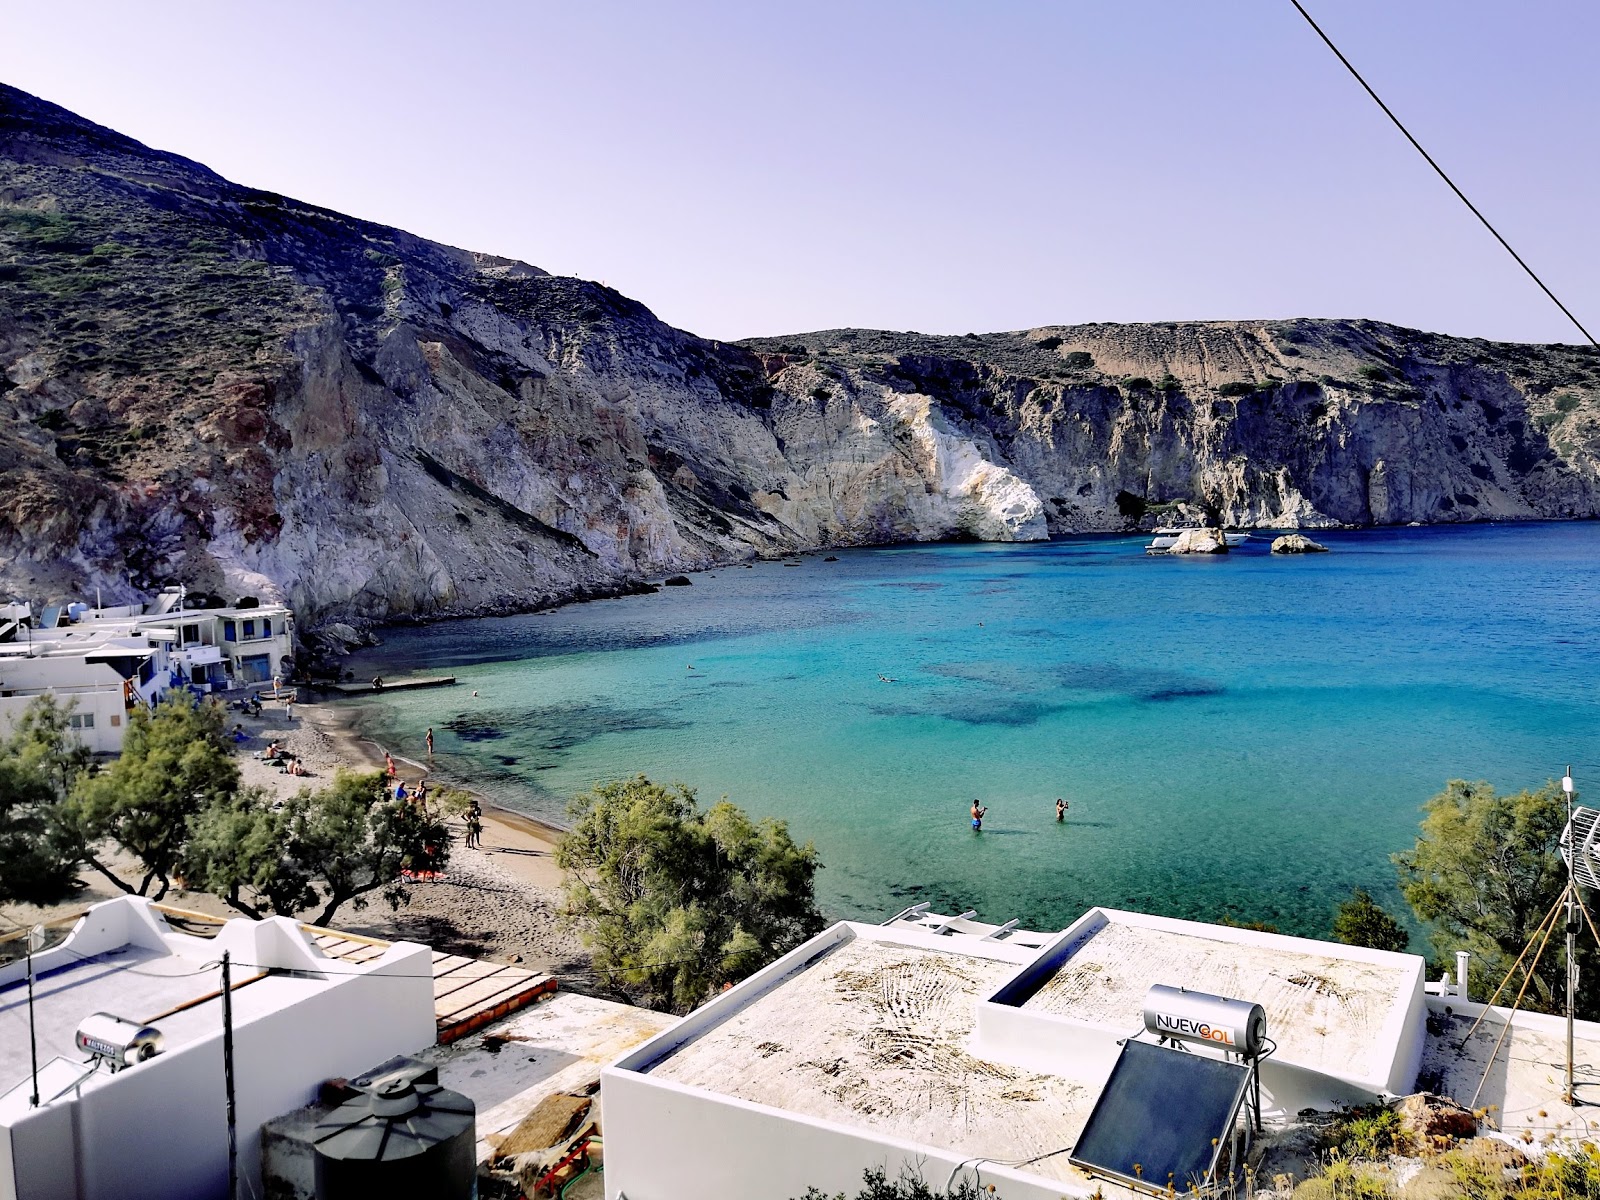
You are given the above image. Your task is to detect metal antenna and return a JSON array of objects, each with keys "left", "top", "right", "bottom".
[
  {"left": 222, "top": 951, "right": 238, "bottom": 1200},
  {"left": 1565, "top": 767, "right": 1577, "bottom": 1105},
  {"left": 26, "top": 925, "right": 45, "bottom": 1108}
]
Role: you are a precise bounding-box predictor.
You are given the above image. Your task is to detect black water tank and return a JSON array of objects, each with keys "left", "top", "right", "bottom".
[{"left": 311, "top": 1075, "right": 476, "bottom": 1199}]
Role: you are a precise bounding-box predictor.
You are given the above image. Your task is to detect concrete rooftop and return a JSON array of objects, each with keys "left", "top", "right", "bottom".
[
  {"left": 647, "top": 935, "right": 1096, "bottom": 1187},
  {"left": 1016, "top": 914, "right": 1416, "bottom": 1081}
]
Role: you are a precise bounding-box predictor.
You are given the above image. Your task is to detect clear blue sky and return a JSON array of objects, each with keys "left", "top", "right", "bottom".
[{"left": 4, "top": 1, "right": 1596, "bottom": 344}]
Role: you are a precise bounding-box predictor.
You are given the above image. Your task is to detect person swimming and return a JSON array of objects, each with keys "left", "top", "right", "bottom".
[
  {"left": 1056, "top": 797, "right": 1068, "bottom": 822},
  {"left": 971, "top": 801, "right": 987, "bottom": 831}
]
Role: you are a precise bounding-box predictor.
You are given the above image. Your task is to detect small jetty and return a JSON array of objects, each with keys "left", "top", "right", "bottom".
[{"left": 328, "top": 675, "right": 457, "bottom": 694}]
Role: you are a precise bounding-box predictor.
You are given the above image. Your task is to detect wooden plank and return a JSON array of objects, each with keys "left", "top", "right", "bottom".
[
  {"left": 437, "top": 977, "right": 558, "bottom": 1043},
  {"left": 434, "top": 973, "right": 549, "bottom": 1022},
  {"left": 431, "top": 954, "right": 480, "bottom": 979},
  {"left": 433, "top": 964, "right": 518, "bottom": 1001}
]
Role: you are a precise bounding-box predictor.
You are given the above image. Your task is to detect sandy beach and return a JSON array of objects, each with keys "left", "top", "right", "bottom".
[{"left": 2, "top": 692, "right": 591, "bottom": 986}]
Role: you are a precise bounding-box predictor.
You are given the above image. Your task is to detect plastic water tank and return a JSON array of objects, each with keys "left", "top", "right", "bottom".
[{"left": 311, "top": 1075, "right": 476, "bottom": 1199}]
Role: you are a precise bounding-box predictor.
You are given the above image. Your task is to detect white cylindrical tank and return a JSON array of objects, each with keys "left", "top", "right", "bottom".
[
  {"left": 75, "top": 1013, "right": 163, "bottom": 1069},
  {"left": 1143, "top": 984, "right": 1266, "bottom": 1056}
]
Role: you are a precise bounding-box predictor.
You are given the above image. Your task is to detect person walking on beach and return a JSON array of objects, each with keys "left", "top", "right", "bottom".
[
  {"left": 1056, "top": 797, "right": 1068, "bottom": 822},
  {"left": 384, "top": 751, "right": 396, "bottom": 778},
  {"left": 426, "top": 727, "right": 434, "bottom": 757},
  {"left": 970, "top": 801, "right": 987, "bottom": 831},
  {"left": 465, "top": 801, "right": 483, "bottom": 849}
]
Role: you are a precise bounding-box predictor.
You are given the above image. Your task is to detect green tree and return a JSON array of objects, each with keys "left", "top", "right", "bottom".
[
  {"left": 1395, "top": 779, "right": 1593, "bottom": 1015},
  {"left": 558, "top": 775, "right": 825, "bottom": 1012},
  {"left": 184, "top": 770, "right": 451, "bottom": 927},
  {"left": 0, "top": 696, "right": 91, "bottom": 903},
  {"left": 1331, "top": 888, "right": 1410, "bottom": 953},
  {"left": 68, "top": 698, "right": 239, "bottom": 899}
]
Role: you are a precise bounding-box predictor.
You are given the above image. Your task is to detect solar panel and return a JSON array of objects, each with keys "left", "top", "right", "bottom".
[{"left": 1070, "top": 1039, "right": 1250, "bottom": 1195}]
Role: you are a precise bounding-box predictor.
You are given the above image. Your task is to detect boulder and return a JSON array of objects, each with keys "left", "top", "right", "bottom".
[
  {"left": 1167, "top": 528, "right": 1229, "bottom": 554},
  {"left": 1272, "top": 534, "right": 1330, "bottom": 554},
  {"left": 663, "top": 575, "right": 692, "bottom": 587},
  {"left": 1395, "top": 1092, "right": 1478, "bottom": 1145}
]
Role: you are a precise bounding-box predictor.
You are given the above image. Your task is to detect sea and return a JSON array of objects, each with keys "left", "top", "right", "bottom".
[{"left": 339, "top": 522, "right": 1600, "bottom": 940}]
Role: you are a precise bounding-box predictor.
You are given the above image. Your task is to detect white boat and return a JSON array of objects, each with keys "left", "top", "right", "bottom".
[{"left": 1147, "top": 527, "right": 1252, "bottom": 551}]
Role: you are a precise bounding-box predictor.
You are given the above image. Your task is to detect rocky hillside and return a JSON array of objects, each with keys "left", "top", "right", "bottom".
[{"left": 3, "top": 84, "right": 1599, "bottom": 634}]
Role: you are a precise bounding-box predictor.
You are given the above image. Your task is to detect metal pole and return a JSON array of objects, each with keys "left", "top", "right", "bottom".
[
  {"left": 26, "top": 928, "right": 42, "bottom": 1108},
  {"left": 1565, "top": 767, "right": 1577, "bottom": 1106},
  {"left": 222, "top": 951, "right": 238, "bottom": 1200}
]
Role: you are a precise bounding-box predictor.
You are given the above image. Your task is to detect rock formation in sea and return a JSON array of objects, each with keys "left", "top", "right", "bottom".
[
  {"left": 2, "top": 83, "right": 1598, "bottom": 633},
  {"left": 1271, "top": 534, "right": 1331, "bottom": 554},
  {"left": 1162, "top": 529, "right": 1230, "bottom": 555}
]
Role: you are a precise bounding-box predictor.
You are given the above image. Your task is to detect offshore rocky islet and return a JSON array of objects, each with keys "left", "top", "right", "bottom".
[{"left": 1, "top": 82, "right": 1599, "bottom": 645}]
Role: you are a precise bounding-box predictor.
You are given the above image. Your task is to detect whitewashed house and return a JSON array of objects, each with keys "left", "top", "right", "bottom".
[{"left": 0, "top": 897, "right": 435, "bottom": 1200}]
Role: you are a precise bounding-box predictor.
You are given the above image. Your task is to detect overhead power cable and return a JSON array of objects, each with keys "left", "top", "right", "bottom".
[{"left": 1290, "top": 0, "right": 1598, "bottom": 348}]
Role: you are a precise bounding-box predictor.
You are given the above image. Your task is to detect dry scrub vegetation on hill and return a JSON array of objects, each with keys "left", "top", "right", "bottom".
[{"left": 4, "top": 82, "right": 1600, "bottom": 639}]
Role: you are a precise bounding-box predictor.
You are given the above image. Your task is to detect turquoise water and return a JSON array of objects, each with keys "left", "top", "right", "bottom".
[{"left": 343, "top": 523, "right": 1600, "bottom": 939}]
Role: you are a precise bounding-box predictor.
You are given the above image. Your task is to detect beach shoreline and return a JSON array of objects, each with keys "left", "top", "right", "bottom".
[{"left": 301, "top": 697, "right": 570, "bottom": 891}]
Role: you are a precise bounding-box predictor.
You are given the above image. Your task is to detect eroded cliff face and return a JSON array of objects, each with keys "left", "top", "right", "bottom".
[{"left": 3, "top": 84, "right": 1599, "bottom": 634}]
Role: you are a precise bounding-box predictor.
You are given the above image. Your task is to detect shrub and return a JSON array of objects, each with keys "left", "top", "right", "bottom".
[
  {"left": 797, "top": 1167, "right": 988, "bottom": 1200},
  {"left": 1323, "top": 1104, "right": 1410, "bottom": 1159},
  {"left": 1292, "top": 1158, "right": 1392, "bottom": 1200},
  {"left": 1332, "top": 888, "right": 1410, "bottom": 953},
  {"left": 1064, "top": 350, "right": 1095, "bottom": 369},
  {"left": 1156, "top": 372, "right": 1182, "bottom": 392},
  {"left": 559, "top": 776, "right": 824, "bottom": 1012},
  {"left": 1555, "top": 393, "right": 1581, "bottom": 414},
  {"left": 1358, "top": 365, "right": 1390, "bottom": 382},
  {"left": 810, "top": 385, "right": 832, "bottom": 401},
  {"left": 1036, "top": 335, "right": 1063, "bottom": 351},
  {"left": 1217, "top": 380, "right": 1255, "bottom": 397},
  {"left": 1125, "top": 376, "right": 1154, "bottom": 391}
]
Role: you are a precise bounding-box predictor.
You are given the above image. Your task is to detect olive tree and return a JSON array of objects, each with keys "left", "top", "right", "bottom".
[{"left": 558, "top": 775, "right": 825, "bottom": 1013}]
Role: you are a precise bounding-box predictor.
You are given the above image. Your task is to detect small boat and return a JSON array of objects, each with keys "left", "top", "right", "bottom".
[{"left": 1147, "top": 527, "right": 1252, "bottom": 551}]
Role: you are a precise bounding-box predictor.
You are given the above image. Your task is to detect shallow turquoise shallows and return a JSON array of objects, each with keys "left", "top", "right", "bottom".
[{"left": 342, "top": 523, "right": 1600, "bottom": 939}]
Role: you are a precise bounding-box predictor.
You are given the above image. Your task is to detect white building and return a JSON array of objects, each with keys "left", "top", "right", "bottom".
[
  {"left": 602, "top": 905, "right": 1600, "bottom": 1200},
  {"left": 0, "top": 897, "right": 435, "bottom": 1200},
  {"left": 0, "top": 591, "right": 296, "bottom": 752}
]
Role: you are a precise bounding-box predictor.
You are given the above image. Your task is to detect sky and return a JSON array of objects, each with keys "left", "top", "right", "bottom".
[{"left": 3, "top": 1, "right": 1597, "bottom": 345}]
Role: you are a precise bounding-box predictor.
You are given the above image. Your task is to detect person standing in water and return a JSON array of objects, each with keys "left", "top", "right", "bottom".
[
  {"left": 971, "top": 801, "right": 987, "bottom": 831},
  {"left": 1056, "top": 798, "right": 1068, "bottom": 822},
  {"left": 426, "top": 727, "right": 434, "bottom": 758}
]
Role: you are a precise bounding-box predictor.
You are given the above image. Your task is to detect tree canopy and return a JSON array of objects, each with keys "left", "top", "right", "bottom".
[
  {"left": 1395, "top": 779, "right": 1597, "bottom": 1015},
  {"left": 0, "top": 695, "right": 89, "bottom": 903},
  {"left": 67, "top": 697, "right": 239, "bottom": 899},
  {"left": 185, "top": 769, "right": 452, "bottom": 927},
  {"left": 1331, "top": 888, "right": 1410, "bottom": 954},
  {"left": 558, "top": 775, "right": 825, "bottom": 1012}
]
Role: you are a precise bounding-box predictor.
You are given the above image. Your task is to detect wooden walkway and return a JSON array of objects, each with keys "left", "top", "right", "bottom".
[
  {"left": 328, "top": 676, "right": 457, "bottom": 694},
  {"left": 306, "top": 929, "right": 556, "bottom": 1041}
]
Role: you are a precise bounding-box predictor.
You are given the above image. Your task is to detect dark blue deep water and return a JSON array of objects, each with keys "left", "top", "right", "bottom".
[{"left": 345, "top": 523, "right": 1600, "bottom": 938}]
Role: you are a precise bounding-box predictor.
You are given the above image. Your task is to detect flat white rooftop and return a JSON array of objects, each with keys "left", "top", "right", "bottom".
[
  {"left": 647, "top": 933, "right": 1094, "bottom": 1187},
  {"left": 1016, "top": 913, "right": 1416, "bottom": 1081},
  {"left": 0, "top": 945, "right": 324, "bottom": 1105}
]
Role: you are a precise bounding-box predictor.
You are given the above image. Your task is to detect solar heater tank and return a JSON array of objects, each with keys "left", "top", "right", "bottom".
[
  {"left": 75, "top": 1013, "right": 164, "bottom": 1070},
  {"left": 1143, "top": 984, "right": 1266, "bottom": 1056}
]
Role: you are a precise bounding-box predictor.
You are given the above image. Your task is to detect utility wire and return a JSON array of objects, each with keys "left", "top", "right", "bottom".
[{"left": 1290, "top": 0, "right": 1598, "bottom": 349}]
